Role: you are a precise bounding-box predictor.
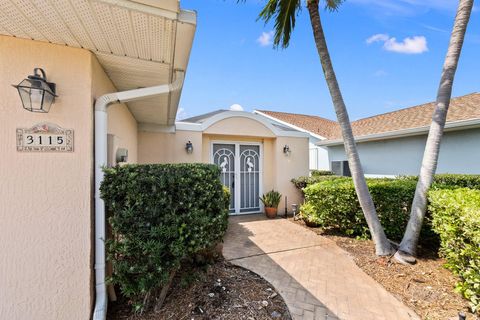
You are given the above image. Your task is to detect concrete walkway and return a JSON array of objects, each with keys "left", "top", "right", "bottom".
[{"left": 223, "top": 215, "right": 419, "bottom": 320}]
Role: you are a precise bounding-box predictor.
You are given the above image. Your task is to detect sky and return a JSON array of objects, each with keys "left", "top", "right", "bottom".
[{"left": 178, "top": 0, "right": 479, "bottom": 121}]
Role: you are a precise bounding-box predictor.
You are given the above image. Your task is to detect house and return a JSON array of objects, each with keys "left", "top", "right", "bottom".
[
  {"left": 142, "top": 110, "right": 309, "bottom": 214},
  {"left": 0, "top": 1, "right": 309, "bottom": 319},
  {"left": 256, "top": 92, "right": 480, "bottom": 176}
]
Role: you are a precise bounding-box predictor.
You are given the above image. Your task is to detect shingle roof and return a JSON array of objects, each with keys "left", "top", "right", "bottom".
[
  {"left": 258, "top": 93, "right": 480, "bottom": 140},
  {"left": 180, "top": 110, "right": 227, "bottom": 123},
  {"left": 255, "top": 110, "right": 340, "bottom": 139}
]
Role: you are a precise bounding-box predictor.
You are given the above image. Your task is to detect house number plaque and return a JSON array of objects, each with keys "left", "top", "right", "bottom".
[{"left": 16, "top": 123, "right": 74, "bottom": 152}]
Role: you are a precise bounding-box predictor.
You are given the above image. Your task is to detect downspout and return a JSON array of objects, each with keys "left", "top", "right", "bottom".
[{"left": 93, "top": 71, "right": 184, "bottom": 320}]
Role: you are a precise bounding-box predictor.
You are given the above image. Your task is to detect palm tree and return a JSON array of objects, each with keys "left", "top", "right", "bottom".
[
  {"left": 394, "top": 0, "right": 474, "bottom": 264},
  {"left": 254, "top": 0, "right": 394, "bottom": 255}
]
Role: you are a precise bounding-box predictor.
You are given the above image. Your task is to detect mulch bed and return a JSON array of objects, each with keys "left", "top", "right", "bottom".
[
  {"left": 107, "top": 259, "right": 291, "bottom": 320},
  {"left": 290, "top": 217, "right": 478, "bottom": 320}
]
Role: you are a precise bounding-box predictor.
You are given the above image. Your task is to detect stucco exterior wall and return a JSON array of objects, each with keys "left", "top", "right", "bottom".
[
  {"left": 138, "top": 115, "right": 309, "bottom": 215},
  {"left": 138, "top": 130, "right": 203, "bottom": 163},
  {"left": 204, "top": 116, "right": 276, "bottom": 137},
  {"left": 91, "top": 57, "right": 138, "bottom": 163},
  {"left": 0, "top": 36, "right": 93, "bottom": 320},
  {"left": 327, "top": 128, "right": 480, "bottom": 176},
  {"left": 274, "top": 136, "right": 310, "bottom": 210}
]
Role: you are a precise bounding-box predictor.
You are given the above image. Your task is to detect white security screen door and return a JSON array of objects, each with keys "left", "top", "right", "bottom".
[
  {"left": 213, "top": 143, "right": 262, "bottom": 215},
  {"left": 213, "top": 144, "right": 236, "bottom": 213}
]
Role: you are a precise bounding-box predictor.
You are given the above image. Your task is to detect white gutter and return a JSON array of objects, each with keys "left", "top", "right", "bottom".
[
  {"left": 318, "top": 118, "right": 480, "bottom": 146},
  {"left": 93, "top": 71, "right": 184, "bottom": 320}
]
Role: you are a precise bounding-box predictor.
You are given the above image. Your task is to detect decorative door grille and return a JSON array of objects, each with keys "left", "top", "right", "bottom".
[{"left": 212, "top": 143, "right": 261, "bottom": 214}]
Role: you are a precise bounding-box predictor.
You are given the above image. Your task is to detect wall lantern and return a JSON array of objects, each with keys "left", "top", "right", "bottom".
[
  {"left": 12, "top": 68, "right": 57, "bottom": 113},
  {"left": 283, "top": 144, "right": 291, "bottom": 156},
  {"left": 185, "top": 141, "right": 193, "bottom": 154}
]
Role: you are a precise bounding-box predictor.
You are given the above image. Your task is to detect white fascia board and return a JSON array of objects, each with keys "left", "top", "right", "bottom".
[
  {"left": 174, "top": 111, "right": 310, "bottom": 138},
  {"left": 317, "top": 118, "right": 480, "bottom": 146},
  {"left": 253, "top": 110, "right": 327, "bottom": 140}
]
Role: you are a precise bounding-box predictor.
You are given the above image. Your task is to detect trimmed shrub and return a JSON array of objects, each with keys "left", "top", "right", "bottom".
[
  {"left": 433, "top": 174, "right": 480, "bottom": 189},
  {"left": 291, "top": 175, "right": 346, "bottom": 190},
  {"left": 303, "top": 178, "right": 420, "bottom": 240},
  {"left": 101, "top": 163, "right": 229, "bottom": 311},
  {"left": 429, "top": 188, "right": 480, "bottom": 313},
  {"left": 397, "top": 174, "right": 480, "bottom": 189},
  {"left": 311, "top": 170, "right": 336, "bottom": 176}
]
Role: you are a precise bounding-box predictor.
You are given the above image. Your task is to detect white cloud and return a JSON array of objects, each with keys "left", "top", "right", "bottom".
[
  {"left": 422, "top": 24, "right": 448, "bottom": 33},
  {"left": 176, "top": 107, "right": 187, "bottom": 120},
  {"left": 367, "top": 34, "right": 428, "bottom": 54},
  {"left": 257, "top": 31, "right": 274, "bottom": 47},
  {"left": 229, "top": 104, "right": 244, "bottom": 111},
  {"left": 366, "top": 33, "right": 390, "bottom": 44},
  {"left": 384, "top": 36, "right": 428, "bottom": 54}
]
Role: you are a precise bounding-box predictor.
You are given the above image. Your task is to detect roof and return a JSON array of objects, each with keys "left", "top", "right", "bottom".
[
  {"left": 257, "top": 93, "right": 480, "bottom": 143},
  {"left": 346, "top": 92, "right": 480, "bottom": 139},
  {"left": 175, "top": 110, "right": 308, "bottom": 138},
  {"left": 0, "top": 0, "right": 196, "bottom": 126},
  {"left": 255, "top": 110, "right": 339, "bottom": 139},
  {"left": 181, "top": 110, "right": 228, "bottom": 123}
]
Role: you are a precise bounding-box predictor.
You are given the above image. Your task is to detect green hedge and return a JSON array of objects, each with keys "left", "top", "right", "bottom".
[
  {"left": 429, "top": 188, "right": 480, "bottom": 313},
  {"left": 310, "top": 170, "right": 336, "bottom": 176},
  {"left": 398, "top": 174, "right": 480, "bottom": 189},
  {"left": 302, "top": 178, "right": 419, "bottom": 240},
  {"left": 291, "top": 175, "right": 346, "bottom": 190},
  {"left": 101, "top": 164, "right": 229, "bottom": 311}
]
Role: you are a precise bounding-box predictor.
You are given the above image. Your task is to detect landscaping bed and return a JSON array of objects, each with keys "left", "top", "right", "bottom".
[
  {"left": 107, "top": 259, "right": 291, "bottom": 320},
  {"left": 290, "top": 218, "right": 476, "bottom": 320}
]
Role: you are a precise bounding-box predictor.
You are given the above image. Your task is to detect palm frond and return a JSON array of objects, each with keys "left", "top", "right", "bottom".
[
  {"left": 324, "top": 0, "right": 345, "bottom": 12},
  {"left": 257, "top": 0, "right": 301, "bottom": 49}
]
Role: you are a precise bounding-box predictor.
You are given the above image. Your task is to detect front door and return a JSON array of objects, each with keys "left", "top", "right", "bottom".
[{"left": 213, "top": 143, "right": 262, "bottom": 215}]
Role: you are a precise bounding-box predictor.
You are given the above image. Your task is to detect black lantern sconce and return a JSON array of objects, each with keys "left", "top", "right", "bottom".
[
  {"left": 283, "top": 144, "right": 291, "bottom": 156},
  {"left": 12, "top": 68, "right": 57, "bottom": 113},
  {"left": 185, "top": 141, "right": 193, "bottom": 154}
]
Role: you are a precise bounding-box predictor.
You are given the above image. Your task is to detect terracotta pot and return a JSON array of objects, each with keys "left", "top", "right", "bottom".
[{"left": 265, "top": 207, "right": 277, "bottom": 219}]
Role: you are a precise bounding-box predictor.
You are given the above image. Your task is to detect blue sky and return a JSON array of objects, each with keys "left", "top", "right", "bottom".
[{"left": 178, "top": 0, "right": 479, "bottom": 121}]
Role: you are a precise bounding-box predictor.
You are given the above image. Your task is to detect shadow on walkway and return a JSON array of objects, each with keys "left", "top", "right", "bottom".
[{"left": 223, "top": 214, "right": 419, "bottom": 320}]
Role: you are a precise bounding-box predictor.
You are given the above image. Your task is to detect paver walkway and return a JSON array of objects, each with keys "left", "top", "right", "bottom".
[{"left": 223, "top": 215, "right": 419, "bottom": 320}]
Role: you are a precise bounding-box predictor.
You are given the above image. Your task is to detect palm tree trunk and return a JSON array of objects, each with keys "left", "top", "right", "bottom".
[
  {"left": 395, "top": 0, "right": 474, "bottom": 263},
  {"left": 306, "top": 0, "right": 393, "bottom": 256}
]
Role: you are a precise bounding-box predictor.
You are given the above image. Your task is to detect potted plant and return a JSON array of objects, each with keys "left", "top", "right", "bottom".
[{"left": 260, "top": 190, "right": 282, "bottom": 219}]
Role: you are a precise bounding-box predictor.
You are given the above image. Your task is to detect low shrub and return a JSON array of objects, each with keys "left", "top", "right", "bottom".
[
  {"left": 429, "top": 188, "right": 480, "bottom": 313},
  {"left": 310, "top": 170, "right": 336, "bottom": 176},
  {"left": 302, "top": 178, "right": 424, "bottom": 240},
  {"left": 397, "top": 174, "right": 480, "bottom": 189},
  {"left": 101, "top": 163, "right": 229, "bottom": 312},
  {"left": 291, "top": 175, "right": 345, "bottom": 190},
  {"left": 433, "top": 174, "right": 480, "bottom": 189}
]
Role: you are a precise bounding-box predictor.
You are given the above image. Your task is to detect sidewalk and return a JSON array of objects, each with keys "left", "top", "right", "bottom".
[{"left": 223, "top": 215, "right": 419, "bottom": 320}]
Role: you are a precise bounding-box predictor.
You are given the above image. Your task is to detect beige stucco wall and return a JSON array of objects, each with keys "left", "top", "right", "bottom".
[
  {"left": 0, "top": 36, "right": 94, "bottom": 320},
  {"left": 204, "top": 116, "right": 276, "bottom": 138},
  {"left": 0, "top": 35, "right": 140, "bottom": 320},
  {"left": 138, "top": 130, "right": 203, "bottom": 164},
  {"left": 274, "top": 136, "right": 310, "bottom": 210},
  {"left": 138, "top": 116, "right": 309, "bottom": 214},
  {"left": 91, "top": 57, "right": 138, "bottom": 163}
]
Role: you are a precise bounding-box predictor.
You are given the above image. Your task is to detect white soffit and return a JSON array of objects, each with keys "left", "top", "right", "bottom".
[{"left": 0, "top": 0, "right": 196, "bottom": 126}]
